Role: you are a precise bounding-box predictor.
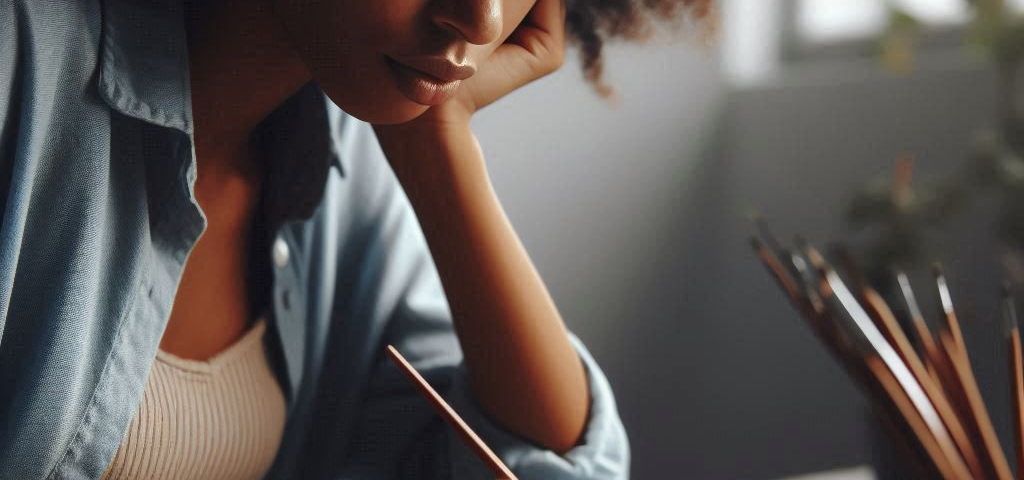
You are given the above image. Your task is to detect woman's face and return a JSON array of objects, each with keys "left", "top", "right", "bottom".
[{"left": 271, "top": 0, "right": 538, "bottom": 124}]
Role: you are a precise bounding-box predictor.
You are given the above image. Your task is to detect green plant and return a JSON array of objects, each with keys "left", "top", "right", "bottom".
[{"left": 848, "top": 1, "right": 1024, "bottom": 280}]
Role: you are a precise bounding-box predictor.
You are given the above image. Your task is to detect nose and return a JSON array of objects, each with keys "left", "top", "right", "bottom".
[{"left": 430, "top": 0, "right": 504, "bottom": 46}]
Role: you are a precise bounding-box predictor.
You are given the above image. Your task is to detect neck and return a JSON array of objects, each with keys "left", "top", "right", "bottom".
[{"left": 186, "top": 0, "right": 312, "bottom": 161}]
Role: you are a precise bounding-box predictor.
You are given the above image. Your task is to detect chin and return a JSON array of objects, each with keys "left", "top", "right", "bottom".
[
  {"left": 319, "top": 80, "right": 431, "bottom": 126},
  {"left": 357, "top": 103, "right": 431, "bottom": 125}
]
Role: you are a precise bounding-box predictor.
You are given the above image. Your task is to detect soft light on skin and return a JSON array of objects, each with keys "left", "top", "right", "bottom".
[
  {"left": 269, "top": 0, "right": 536, "bottom": 125},
  {"left": 180, "top": 0, "right": 590, "bottom": 455}
]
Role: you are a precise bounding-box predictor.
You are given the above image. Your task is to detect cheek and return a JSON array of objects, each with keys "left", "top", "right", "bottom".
[
  {"left": 317, "top": 55, "right": 431, "bottom": 125},
  {"left": 272, "top": 0, "right": 430, "bottom": 123},
  {"left": 274, "top": 0, "right": 414, "bottom": 61},
  {"left": 273, "top": 0, "right": 540, "bottom": 124}
]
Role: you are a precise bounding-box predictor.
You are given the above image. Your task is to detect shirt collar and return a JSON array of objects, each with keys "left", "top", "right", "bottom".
[
  {"left": 255, "top": 82, "right": 347, "bottom": 231},
  {"left": 97, "top": 0, "right": 344, "bottom": 175},
  {"left": 98, "top": 0, "right": 193, "bottom": 133}
]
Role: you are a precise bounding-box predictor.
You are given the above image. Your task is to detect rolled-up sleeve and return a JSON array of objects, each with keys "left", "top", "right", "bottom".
[
  {"left": 342, "top": 240, "right": 630, "bottom": 480},
  {"left": 445, "top": 335, "right": 631, "bottom": 480}
]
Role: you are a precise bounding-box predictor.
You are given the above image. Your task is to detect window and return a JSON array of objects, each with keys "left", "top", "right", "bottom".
[
  {"left": 796, "top": 0, "right": 970, "bottom": 44},
  {"left": 795, "top": 0, "right": 1024, "bottom": 44},
  {"left": 721, "top": 0, "right": 1024, "bottom": 86}
]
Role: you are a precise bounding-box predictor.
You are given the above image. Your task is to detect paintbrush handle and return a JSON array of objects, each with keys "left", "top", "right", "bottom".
[
  {"left": 860, "top": 289, "right": 986, "bottom": 479},
  {"left": 865, "top": 355, "right": 966, "bottom": 480},
  {"left": 386, "top": 345, "right": 520, "bottom": 480},
  {"left": 938, "top": 332, "right": 1015, "bottom": 480},
  {"left": 1010, "top": 330, "right": 1024, "bottom": 480},
  {"left": 755, "top": 244, "right": 969, "bottom": 478}
]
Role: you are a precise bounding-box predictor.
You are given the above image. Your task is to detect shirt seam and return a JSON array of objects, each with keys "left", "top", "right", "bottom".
[{"left": 45, "top": 263, "right": 152, "bottom": 480}]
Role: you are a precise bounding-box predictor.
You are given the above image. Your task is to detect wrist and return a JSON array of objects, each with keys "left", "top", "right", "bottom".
[
  {"left": 374, "top": 112, "right": 471, "bottom": 146},
  {"left": 373, "top": 120, "right": 497, "bottom": 235},
  {"left": 374, "top": 96, "right": 477, "bottom": 144},
  {"left": 373, "top": 119, "right": 480, "bottom": 180}
]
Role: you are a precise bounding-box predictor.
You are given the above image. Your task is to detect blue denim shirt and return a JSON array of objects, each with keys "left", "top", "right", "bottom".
[{"left": 0, "top": 1, "right": 629, "bottom": 479}]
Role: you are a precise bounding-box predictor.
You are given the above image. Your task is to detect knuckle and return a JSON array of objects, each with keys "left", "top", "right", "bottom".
[
  {"left": 551, "top": 50, "right": 565, "bottom": 68},
  {"left": 533, "top": 46, "right": 564, "bottom": 75},
  {"left": 531, "top": 36, "right": 565, "bottom": 74},
  {"left": 545, "top": 51, "right": 565, "bottom": 73}
]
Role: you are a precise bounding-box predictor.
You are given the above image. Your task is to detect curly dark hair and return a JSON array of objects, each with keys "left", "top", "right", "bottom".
[{"left": 565, "top": 0, "right": 714, "bottom": 96}]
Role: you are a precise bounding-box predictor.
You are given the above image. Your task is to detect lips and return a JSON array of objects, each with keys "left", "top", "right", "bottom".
[
  {"left": 394, "top": 55, "right": 477, "bottom": 82},
  {"left": 384, "top": 55, "right": 477, "bottom": 106}
]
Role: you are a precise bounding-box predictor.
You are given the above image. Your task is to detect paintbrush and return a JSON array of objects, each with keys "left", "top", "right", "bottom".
[
  {"left": 386, "top": 345, "right": 519, "bottom": 480},
  {"left": 932, "top": 266, "right": 1015, "bottom": 480},
  {"left": 1004, "top": 284, "right": 1024, "bottom": 480},
  {"left": 897, "top": 271, "right": 944, "bottom": 380},
  {"left": 751, "top": 236, "right": 952, "bottom": 477},
  {"left": 834, "top": 248, "right": 985, "bottom": 479},
  {"left": 800, "top": 245, "right": 971, "bottom": 480}
]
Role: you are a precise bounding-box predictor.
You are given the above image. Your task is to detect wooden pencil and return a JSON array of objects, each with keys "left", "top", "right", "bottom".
[
  {"left": 1005, "top": 287, "right": 1024, "bottom": 480},
  {"left": 897, "top": 271, "right": 944, "bottom": 383},
  {"left": 835, "top": 250, "right": 984, "bottom": 478},
  {"left": 751, "top": 238, "right": 803, "bottom": 307},
  {"left": 937, "top": 329, "right": 1014, "bottom": 480},
  {"left": 930, "top": 269, "right": 1014, "bottom": 480},
  {"left": 866, "top": 354, "right": 964, "bottom": 480},
  {"left": 803, "top": 246, "right": 971, "bottom": 480},
  {"left": 753, "top": 237, "right": 960, "bottom": 477},
  {"left": 751, "top": 239, "right": 865, "bottom": 383},
  {"left": 751, "top": 213, "right": 786, "bottom": 259},
  {"left": 860, "top": 287, "right": 986, "bottom": 479},
  {"left": 750, "top": 223, "right": 1024, "bottom": 480},
  {"left": 928, "top": 266, "right": 982, "bottom": 437},
  {"left": 386, "top": 345, "right": 520, "bottom": 480},
  {"left": 935, "top": 265, "right": 968, "bottom": 357},
  {"left": 898, "top": 272, "right": 972, "bottom": 442}
]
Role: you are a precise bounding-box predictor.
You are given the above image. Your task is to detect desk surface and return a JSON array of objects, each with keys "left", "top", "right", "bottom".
[{"left": 771, "top": 465, "right": 875, "bottom": 480}]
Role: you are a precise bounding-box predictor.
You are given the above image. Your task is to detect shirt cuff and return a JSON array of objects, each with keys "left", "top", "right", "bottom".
[{"left": 444, "top": 334, "right": 631, "bottom": 480}]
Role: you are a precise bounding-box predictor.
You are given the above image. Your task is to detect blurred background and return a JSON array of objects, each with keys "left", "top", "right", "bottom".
[{"left": 469, "top": 1, "right": 1024, "bottom": 479}]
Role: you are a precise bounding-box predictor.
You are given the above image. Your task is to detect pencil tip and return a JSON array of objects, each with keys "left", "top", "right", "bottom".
[
  {"left": 896, "top": 271, "right": 924, "bottom": 320},
  {"left": 933, "top": 263, "right": 954, "bottom": 313},
  {"left": 800, "top": 243, "right": 828, "bottom": 273},
  {"left": 1004, "top": 290, "right": 1019, "bottom": 334},
  {"left": 749, "top": 236, "right": 763, "bottom": 250}
]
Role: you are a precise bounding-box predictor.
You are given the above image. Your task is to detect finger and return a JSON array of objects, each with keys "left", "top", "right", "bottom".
[
  {"left": 524, "top": 0, "right": 566, "bottom": 43},
  {"left": 463, "top": 0, "right": 566, "bottom": 110}
]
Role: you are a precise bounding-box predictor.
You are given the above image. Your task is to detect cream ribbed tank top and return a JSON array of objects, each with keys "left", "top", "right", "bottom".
[{"left": 102, "top": 318, "right": 287, "bottom": 480}]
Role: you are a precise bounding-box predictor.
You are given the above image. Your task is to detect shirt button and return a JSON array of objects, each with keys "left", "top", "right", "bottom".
[{"left": 272, "top": 237, "right": 290, "bottom": 269}]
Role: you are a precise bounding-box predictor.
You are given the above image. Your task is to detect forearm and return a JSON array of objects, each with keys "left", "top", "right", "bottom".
[{"left": 375, "top": 124, "right": 589, "bottom": 454}]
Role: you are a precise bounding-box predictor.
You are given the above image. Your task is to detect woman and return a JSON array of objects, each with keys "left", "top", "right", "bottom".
[{"left": 0, "top": 0, "right": 709, "bottom": 478}]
